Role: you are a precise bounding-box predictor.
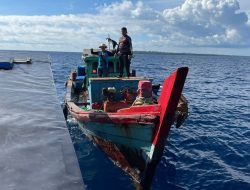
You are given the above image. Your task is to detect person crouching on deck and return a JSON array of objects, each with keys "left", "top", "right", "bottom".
[{"left": 91, "top": 44, "right": 114, "bottom": 77}]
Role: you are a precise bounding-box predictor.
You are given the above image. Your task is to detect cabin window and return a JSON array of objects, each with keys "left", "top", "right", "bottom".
[
  {"left": 108, "top": 61, "right": 114, "bottom": 73},
  {"left": 92, "top": 62, "right": 98, "bottom": 74}
]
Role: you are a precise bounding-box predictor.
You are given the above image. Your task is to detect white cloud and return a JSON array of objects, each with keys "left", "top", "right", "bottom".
[
  {"left": 162, "top": 0, "right": 250, "bottom": 47},
  {"left": 247, "top": 11, "right": 250, "bottom": 25},
  {"left": 238, "top": 0, "right": 250, "bottom": 12},
  {"left": 0, "top": 0, "right": 249, "bottom": 54}
]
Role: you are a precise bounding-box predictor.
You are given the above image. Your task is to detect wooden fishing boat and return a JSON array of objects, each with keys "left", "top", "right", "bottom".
[{"left": 65, "top": 49, "right": 189, "bottom": 188}]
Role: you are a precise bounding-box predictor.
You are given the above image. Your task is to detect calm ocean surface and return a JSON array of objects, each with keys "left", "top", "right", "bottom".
[
  {"left": 50, "top": 53, "right": 250, "bottom": 190},
  {"left": 49, "top": 51, "right": 250, "bottom": 190}
]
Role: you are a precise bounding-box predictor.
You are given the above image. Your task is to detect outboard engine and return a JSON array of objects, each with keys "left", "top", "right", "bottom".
[
  {"left": 102, "top": 87, "right": 116, "bottom": 102},
  {"left": 120, "top": 88, "right": 136, "bottom": 104}
]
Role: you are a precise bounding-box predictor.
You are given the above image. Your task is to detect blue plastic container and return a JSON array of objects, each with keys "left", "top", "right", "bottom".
[
  {"left": 73, "top": 76, "right": 86, "bottom": 91},
  {"left": 76, "top": 76, "right": 85, "bottom": 81},
  {"left": 77, "top": 65, "right": 86, "bottom": 76},
  {"left": 0, "top": 60, "right": 13, "bottom": 70}
]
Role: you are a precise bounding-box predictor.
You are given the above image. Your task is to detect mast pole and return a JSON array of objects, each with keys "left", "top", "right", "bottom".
[{"left": 108, "top": 34, "right": 110, "bottom": 50}]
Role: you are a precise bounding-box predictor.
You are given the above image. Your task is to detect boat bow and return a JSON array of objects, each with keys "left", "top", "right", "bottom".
[{"left": 141, "top": 67, "right": 189, "bottom": 187}]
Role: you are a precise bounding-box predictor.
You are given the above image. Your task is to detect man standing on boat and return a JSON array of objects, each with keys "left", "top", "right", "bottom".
[
  {"left": 91, "top": 44, "right": 113, "bottom": 77},
  {"left": 116, "top": 27, "right": 133, "bottom": 78}
]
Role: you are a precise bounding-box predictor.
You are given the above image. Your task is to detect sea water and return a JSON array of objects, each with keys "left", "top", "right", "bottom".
[{"left": 50, "top": 52, "right": 250, "bottom": 190}]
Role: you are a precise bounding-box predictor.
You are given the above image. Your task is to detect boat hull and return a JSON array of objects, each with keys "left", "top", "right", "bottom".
[{"left": 76, "top": 120, "right": 159, "bottom": 185}]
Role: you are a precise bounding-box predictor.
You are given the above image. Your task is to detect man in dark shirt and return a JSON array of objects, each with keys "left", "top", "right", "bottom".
[{"left": 116, "top": 27, "right": 133, "bottom": 78}]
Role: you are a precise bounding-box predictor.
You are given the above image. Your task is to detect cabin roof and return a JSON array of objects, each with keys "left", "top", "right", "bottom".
[{"left": 88, "top": 77, "right": 147, "bottom": 81}]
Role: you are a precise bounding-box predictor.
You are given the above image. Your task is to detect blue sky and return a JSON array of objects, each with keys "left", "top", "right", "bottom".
[
  {"left": 0, "top": 0, "right": 250, "bottom": 56},
  {"left": 0, "top": 0, "right": 98, "bottom": 15},
  {"left": 0, "top": 0, "right": 185, "bottom": 15}
]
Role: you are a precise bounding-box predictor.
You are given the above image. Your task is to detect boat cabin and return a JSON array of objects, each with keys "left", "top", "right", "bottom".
[
  {"left": 70, "top": 49, "right": 154, "bottom": 111},
  {"left": 72, "top": 49, "right": 134, "bottom": 92},
  {"left": 83, "top": 49, "right": 131, "bottom": 78}
]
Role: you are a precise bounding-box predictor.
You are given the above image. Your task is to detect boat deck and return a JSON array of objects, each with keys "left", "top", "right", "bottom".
[{"left": 0, "top": 51, "right": 84, "bottom": 190}]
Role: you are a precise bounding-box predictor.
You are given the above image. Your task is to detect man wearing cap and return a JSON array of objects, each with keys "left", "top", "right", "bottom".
[
  {"left": 91, "top": 44, "right": 114, "bottom": 77},
  {"left": 116, "top": 27, "right": 133, "bottom": 78}
]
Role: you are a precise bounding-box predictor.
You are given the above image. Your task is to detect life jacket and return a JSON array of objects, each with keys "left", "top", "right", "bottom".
[{"left": 98, "top": 51, "right": 109, "bottom": 68}]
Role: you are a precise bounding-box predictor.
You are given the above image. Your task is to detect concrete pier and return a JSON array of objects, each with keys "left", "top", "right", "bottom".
[{"left": 0, "top": 51, "right": 84, "bottom": 190}]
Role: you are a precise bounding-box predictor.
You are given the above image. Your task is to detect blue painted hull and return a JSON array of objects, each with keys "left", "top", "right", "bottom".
[{"left": 77, "top": 121, "right": 156, "bottom": 183}]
